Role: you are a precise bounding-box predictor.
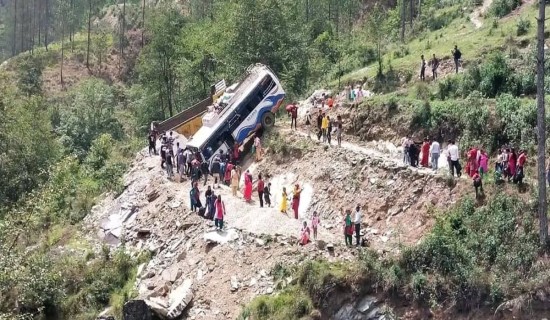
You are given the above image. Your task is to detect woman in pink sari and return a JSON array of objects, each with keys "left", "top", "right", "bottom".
[
  {"left": 478, "top": 149, "right": 489, "bottom": 177},
  {"left": 243, "top": 170, "right": 253, "bottom": 202}
]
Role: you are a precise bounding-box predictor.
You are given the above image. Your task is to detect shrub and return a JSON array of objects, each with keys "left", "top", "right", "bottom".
[
  {"left": 17, "top": 55, "right": 44, "bottom": 97},
  {"left": 516, "top": 18, "right": 531, "bottom": 36},
  {"left": 490, "top": 0, "right": 521, "bottom": 18},
  {"left": 414, "top": 82, "right": 432, "bottom": 100},
  {"left": 437, "top": 76, "right": 460, "bottom": 100},
  {"left": 479, "top": 53, "right": 509, "bottom": 98},
  {"left": 398, "top": 195, "right": 539, "bottom": 307}
]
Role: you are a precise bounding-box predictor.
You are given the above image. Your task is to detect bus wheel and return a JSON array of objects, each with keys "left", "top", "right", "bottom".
[{"left": 261, "top": 112, "right": 275, "bottom": 128}]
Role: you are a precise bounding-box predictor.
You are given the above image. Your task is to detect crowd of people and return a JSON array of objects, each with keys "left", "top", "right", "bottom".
[
  {"left": 419, "top": 45, "right": 462, "bottom": 81},
  {"left": 401, "top": 135, "right": 529, "bottom": 198}
]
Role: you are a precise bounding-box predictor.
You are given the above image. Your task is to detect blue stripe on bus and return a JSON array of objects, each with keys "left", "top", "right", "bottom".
[{"left": 234, "top": 93, "right": 285, "bottom": 143}]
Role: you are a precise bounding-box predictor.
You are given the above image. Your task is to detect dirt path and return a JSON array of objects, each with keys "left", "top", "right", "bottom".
[
  {"left": 470, "top": 0, "right": 494, "bottom": 28},
  {"left": 279, "top": 127, "right": 450, "bottom": 177}
]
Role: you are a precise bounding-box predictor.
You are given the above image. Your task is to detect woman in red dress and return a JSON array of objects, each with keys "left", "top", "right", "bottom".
[
  {"left": 224, "top": 162, "right": 233, "bottom": 185},
  {"left": 420, "top": 138, "right": 430, "bottom": 167},
  {"left": 468, "top": 147, "right": 478, "bottom": 177}
]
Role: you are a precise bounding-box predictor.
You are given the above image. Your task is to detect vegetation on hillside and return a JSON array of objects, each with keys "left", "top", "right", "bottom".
[
  {"left": 241, "top": 194, "right": 547, "bottom": 319},
  {"left": 0, "top": 0, "right": 548, "bottom": 319}
]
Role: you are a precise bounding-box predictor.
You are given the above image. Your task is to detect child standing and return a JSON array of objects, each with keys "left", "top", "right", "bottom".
[
  {"left": 214, "top": 195, "right": 226, "bottom": 231},
  {"left": 311, "top": 211, "right": 320, "bottom": 240}
]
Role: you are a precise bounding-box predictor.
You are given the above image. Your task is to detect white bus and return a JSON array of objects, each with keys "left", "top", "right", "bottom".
[{"left": 186, "top": 64, "right": 285, "bottom": 161}]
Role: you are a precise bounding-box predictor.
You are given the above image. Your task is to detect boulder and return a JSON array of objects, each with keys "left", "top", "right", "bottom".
[
  {"left": 167, "top": 279, "right": 194, "bottom": 319},
  {"left": 161, "top": 265, "right": 183, "bottom": 283},
  {"left": 122, "top": 300, "right": 153, "bottom": 320},
  {"left": 203, "top": 229, "right": 238, "bottom": 244}
]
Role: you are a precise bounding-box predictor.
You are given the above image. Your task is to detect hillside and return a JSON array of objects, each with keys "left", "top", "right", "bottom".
[{"left": 1, "top": 0, "right": 550, "bottom": 319}]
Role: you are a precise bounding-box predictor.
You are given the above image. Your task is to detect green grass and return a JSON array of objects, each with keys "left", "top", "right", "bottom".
[
  {"left": 336, "top": 3, "right": 539, "bottom": 85},
  {"left": 241, "top": 193, "right": 548, "bottom": 318},
  {"left": 239, "top": 261, "right": 354, "bottom": 320}
]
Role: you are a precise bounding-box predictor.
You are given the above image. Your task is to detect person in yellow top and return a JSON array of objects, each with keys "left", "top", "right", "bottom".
[
  {"left": 231, "top": 166, "right": 239, "bottom": 197},
  {"left": 321, "top": 113, "right": 329, "bottom": 143},
  {"left": 280, "top": 187, "right": 288, "bottom": 214}
]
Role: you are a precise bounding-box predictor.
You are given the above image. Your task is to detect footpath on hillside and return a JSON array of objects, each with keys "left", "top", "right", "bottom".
[{"left": 470, "top": 0, "right": 494, "bottom": 28}]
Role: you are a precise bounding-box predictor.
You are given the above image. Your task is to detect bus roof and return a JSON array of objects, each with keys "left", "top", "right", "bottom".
[
  {"left": 187, "top": 64, "right": 278, "bottom": 150},
  {"left": 186, "top": 125, "right": 214, "bottom": 149}
]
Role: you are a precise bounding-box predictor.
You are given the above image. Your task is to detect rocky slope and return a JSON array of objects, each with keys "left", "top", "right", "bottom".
[{"left": 84, "top": 123, "right": 472, "bottom": 320}]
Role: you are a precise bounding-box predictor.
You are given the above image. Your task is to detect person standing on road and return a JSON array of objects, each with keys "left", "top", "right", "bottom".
[
  {"left": 305, "top": 109, "right": 312, "bottom": 138},
  {"left": 316, "top": 110, "right": 323, "bottom": 141},
  {"left": 336, "top": 115, "right": 343, "bottom": 147},
  {"left": 321, "top": 113, "right": 329, "bottom": 143},
  {"left": 430, "top": 54, "right": 439, "bottom": 80},
  {"left": 311, "top": 211, "right": 320, "bottom": 241},
  {"left": 327, "top": 96, "right": 334, "bottom": 109},
  {"left": 148, "top": 131, "right": 156, "bottom": 156},
  {"left": 401, "top": 136, "right": 411, "bottom": 165},
  {"left": 430, "top": 138, "right": 441, "bottom": 171},
  {"left": 420, "top": 55, "right": 426, "bottom": 81},
  {"left": 420, "top": 138, "right": 430, "bottom": 167},
  {"left": 209, "top": 153, "right": 221, "bottom": 188},
  {"left": 231, "top": 165, "right": 239, "bottom": 197},
  {"left": 185, "top": 148, "right": 193, "bottom": 176},
  {"left": 264, "top": 182, "right": 272, "bottom": 207},
  {"left": 448, "top": 140, "right": 461, "bottom": 177},
  {"left": 292, "top": 184, "right": 302, "bottom": 219},
  {"left": 326, "top": 116, "right": 333, "bottom": 145},
  {"left": 201, "top": 160, "right": 209, "bottom": 186},
  {"left": 515, "top": 150, "right": 527, "bottom": 184},
  {"left": 280, "top": 187, "right": 288, "bottom": 214},
  {"left": 165, "top": 149, "right": 175, "bottom": 179},
  {"left": 214, "top": 195, "right": 226, "bottom": 231},
  {"left": 354, "top": 205, "right": 362, "bottom": 246},
  {"left": 257, "top": 174, "right": 265, "bottom": 208},
  {"left": 290, "top": 103, "right": 298, "bottom": 130},
  {"left": 243, "top": 170, "right": 253, "bottom": 202},
  {"left": 177, "top": 149, "right": 185, "bottom": 180},
  {"left": 452, "top": 45, "right": 462, "bottom": 74},
  {"left": 343, "top": 209, "right": 353, "bottom": 247},
  {"left": 190, "top": 182, "right": 201, "bottom": 212}
]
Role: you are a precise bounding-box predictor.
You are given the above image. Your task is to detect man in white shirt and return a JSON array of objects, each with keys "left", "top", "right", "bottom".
[
  {"left": 401, "top": 136, "right": 411, "bottom": 165},
  {"left": 430, "top": 139, "right": 441, "bottom": 171},
  {"left": 354, "top": 205, "right": 362, "bottom": 246},
  {"left": 447, "top": 140, "right": 461, "bottom": 177}
]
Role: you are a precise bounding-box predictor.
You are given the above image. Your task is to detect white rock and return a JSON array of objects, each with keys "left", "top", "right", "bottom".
[
  {"left": 203, "top": 229, "right": 238, "bottom": 244},
  {"left": 167, "top": 279, "right": 194, "bottom": 319},
  {"left": 231, "top": 276, "right": 239, "bottom": 291},
  {"left": 136, "top": 263, "right": 146, "bottom": 278}
]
